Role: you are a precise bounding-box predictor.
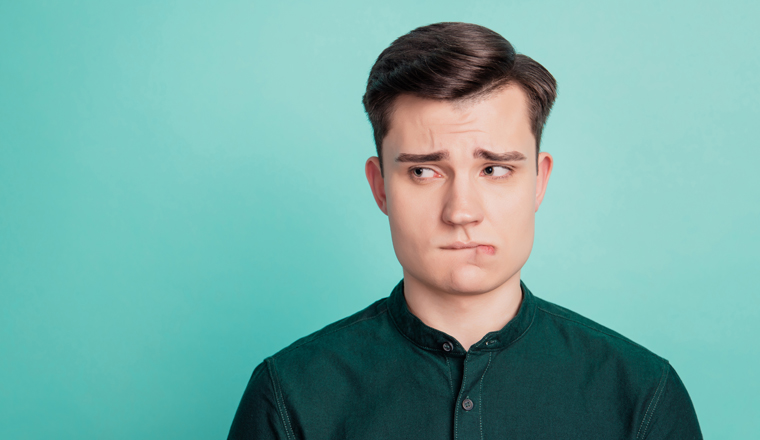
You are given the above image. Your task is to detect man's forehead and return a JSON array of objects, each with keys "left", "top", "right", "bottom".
[
  {"left": 384, "top": 85, "right": 533, "bottom": 156},
  {"left": 390, "top": 94, "right": 482, "bottom": 132}
]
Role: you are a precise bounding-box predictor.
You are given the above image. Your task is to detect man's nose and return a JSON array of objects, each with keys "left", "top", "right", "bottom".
[{"left": 441, "top": 174, "right": 484, "bottom": 227}]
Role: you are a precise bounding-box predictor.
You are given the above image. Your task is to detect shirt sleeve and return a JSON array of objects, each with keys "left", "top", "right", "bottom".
[
  {"left": 639, "top": 362, "right": 703, "bottom": 440},
  {"left": 228, "top": 359, "right": 292, "bottom": 440}
]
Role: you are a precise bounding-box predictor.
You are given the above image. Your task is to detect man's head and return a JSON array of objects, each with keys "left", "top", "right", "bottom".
[{"left": 363, "top": 22, "right": 557, "bottom": 296}]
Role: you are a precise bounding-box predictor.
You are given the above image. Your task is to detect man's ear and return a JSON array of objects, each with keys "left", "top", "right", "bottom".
[
  {"left": 365, "top": 156, "right": 388, "bottom": 215},
  {"left": 535, "top": 152, "right": 553, "bottom": 212}
]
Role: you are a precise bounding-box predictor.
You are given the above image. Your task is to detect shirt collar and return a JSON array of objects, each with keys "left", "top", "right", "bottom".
[{"left": 387, "top": 278, "right": 537, "bottom": 354}]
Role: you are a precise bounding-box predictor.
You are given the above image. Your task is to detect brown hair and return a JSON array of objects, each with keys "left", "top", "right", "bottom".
[{"left": 362, "top": 22, "right": 557, "bottom": 174}]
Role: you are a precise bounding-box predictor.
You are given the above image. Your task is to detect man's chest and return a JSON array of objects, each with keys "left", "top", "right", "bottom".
[{"left": 282, "top": 353, "right": 642, "bottom": 440}]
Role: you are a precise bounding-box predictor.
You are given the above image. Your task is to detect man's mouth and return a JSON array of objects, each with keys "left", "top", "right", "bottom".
[{"left": 441, "top": 242, "right": 496, "bottom": 255}]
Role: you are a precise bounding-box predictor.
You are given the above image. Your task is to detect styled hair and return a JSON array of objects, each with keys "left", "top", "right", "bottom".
[{"left": 362, "top": 22, "right": 557, "bottom": 174}]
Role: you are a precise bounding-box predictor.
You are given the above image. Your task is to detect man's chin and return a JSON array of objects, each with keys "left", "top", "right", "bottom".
[{"left": 442, "top": 267, "right": 501, "bottom": 295}]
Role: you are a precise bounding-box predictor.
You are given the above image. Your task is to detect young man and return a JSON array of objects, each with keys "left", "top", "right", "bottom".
[{"left": 229, "top": 22, "right": 702, "bottom": 439}]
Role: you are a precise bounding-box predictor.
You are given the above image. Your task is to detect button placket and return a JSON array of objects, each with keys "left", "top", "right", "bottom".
[{"left": 453, "top": 352, "right": 491, "bottom": 439}]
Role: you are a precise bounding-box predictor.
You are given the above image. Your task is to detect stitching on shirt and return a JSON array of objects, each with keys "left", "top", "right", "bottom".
[
  {"left": 536, "top": 306, "right": 662, "bottom": 356},
  {"left": 454, "top": 353, "right": 471, "bottom": 440},
  {"left": 444, "top": 356, "right": 454, "bottom": 395},
  {"left": 278, "top": 307, "right": 389, "bottom": 356},
  {"left": 636, "top": 362, "right": 670, "bottom": 440},
  {"left": 464, "top": 297, "right": 539, "bottom": 353},
  {"left": 386, "top": 302, "right": 454, "bottom": 353},
  {"left": 266, "top": 358, "right": 296, "bottom": 440},
  {"left": 392, "top": 328, "right": 453, "bottom": 352},
  {"left": 487, "top": 302, "right": 538, "bottom": 366},
  {"left": 479, "top": 352, "right": 493, "bottom": 440},
  {"left": 389, "top": 300, "right": 538, "bottom": 354},
  {"left": 500, "top": 300, "right": 538, "bottom": 350}
]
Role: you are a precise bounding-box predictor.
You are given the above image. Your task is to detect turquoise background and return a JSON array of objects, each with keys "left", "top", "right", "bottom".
[{"left": 1, "top": 0, "right": 758, "bottom": 438}]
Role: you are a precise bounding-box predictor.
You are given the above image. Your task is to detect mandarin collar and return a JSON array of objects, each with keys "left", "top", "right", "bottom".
[{"left": 387, "top": 278, "right": 537, "bottom": 354}]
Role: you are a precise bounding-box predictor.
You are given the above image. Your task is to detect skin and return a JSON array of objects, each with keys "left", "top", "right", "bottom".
[{"left": 365, "top": 84, "right": 553, "bottom": 351}]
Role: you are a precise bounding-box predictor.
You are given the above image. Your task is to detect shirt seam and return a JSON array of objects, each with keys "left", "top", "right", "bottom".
[
  {"left": 266, "top": 357, "right": 296, "bottom": 440},
  {"left": 276, "top": 307, "right": 389, "bottom": 357},
  {"left": 536, "top": 306, "right": 663, "bottom": 357},
  {"left": 636, "top": 361, "right": 670, "bottom": 440},
  {"left": 487, "top": 301, "right": 538, "bottom": 365},
  {"left": 492, "top": 300, "right": 538, "bottom": 351},
  {"left": 388, "top": 304, "right": 453, "bottom": 353},
  {"left": 479, "top": 352, "right": 493, "bottom": 440},
  {"left": 454, "top": 353, "right": 471, "bottom": 440},
  {"left": 444, "top": 356, "right": 454, "bottom": 395}
]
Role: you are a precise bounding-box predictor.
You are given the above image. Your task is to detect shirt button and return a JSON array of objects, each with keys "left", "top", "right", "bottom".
[
  {"left": 442, "top": 342, "right": 453, "bottom": 352},
  {"left": 462, "top": 398, "right": 474, "bottom": 411}
]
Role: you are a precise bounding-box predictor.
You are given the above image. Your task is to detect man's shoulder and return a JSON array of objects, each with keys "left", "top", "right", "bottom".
[
  {"left": 531, "top": 294, "right": 668, "bottom": 370},
  {"left": 268, "top": 296, "right": 391, "bottom": 364}
]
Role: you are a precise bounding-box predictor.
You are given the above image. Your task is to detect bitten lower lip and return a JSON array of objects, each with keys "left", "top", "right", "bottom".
[
  {"left": 442, "top": 244, "right": 496, "bottom": 255},
  {"left": 475, "top": 245, "right": 495, "bottom": 255}
]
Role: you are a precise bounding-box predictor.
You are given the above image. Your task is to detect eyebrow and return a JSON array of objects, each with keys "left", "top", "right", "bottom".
[
  {"left": 395, "top": 148, "right": 526, "bottom": 163},
  {"left": 395, "top": 151, "right": 450, "bottom": 162},
  {"left": 473, "top": 148, "right": 526, "bottom": 161}
]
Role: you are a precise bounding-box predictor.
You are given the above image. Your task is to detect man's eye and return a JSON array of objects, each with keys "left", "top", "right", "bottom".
[
  {"left": 483, "top": 166, "right": 511, "bottom": 177},
  {"left": 411, "top": 167, "right": 436, "bottom": 178}
]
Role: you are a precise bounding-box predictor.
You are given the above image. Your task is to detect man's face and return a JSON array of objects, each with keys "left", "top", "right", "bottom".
[{"left": 365, "top": 84, "right": 553, "bottom": 296}]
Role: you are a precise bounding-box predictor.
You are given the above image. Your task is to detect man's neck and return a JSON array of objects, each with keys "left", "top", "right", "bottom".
[{"left": 402, "top": 272, "right": 524, "bottom": 351}]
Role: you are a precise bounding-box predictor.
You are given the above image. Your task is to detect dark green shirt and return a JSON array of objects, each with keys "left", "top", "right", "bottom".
[{"left": 229, "top": 280, "right": 702, "bottom": 439}]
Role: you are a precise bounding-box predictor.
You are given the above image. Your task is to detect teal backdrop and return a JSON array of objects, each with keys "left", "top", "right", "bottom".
[{"left": 1, "top": 1, "right": 758, "bottom": 438}]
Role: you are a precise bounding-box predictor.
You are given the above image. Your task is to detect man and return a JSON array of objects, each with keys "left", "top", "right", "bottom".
[{"left": 229, "top": 22, "right": 702, "bottom": 439}]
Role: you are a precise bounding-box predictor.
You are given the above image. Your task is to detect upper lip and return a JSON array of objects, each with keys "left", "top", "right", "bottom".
[{"left": 441, "top": 241, "right": 491, "bottom": 249}]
